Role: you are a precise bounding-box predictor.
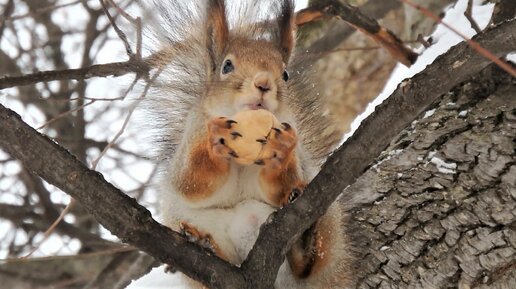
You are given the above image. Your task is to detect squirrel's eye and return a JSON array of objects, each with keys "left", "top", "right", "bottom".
[
  {"left": 282, "top": 70, "right": 289, "bottom": 82},
  {"left": 222, "top": 59, "right": 234, "bottom": 74}
]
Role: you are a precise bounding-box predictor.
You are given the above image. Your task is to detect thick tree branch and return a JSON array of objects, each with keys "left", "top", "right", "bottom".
[
  {"left": 0, "top": 18, "right": 514, "bottom": 289},
  {"left": 491, "top": 0, "right": 516, "bottom": 25},
  {"left": 302, "top": 0, "right": 402, "bottom": 54},
  {"left": 297, "top": 0, "right": 418, "bottom": 65},
  {"left": 0, "top": 109, "right": 245, "bottom": 288},
  {"left": 240, "top": 18, "right": 516, "bottom": 288}
]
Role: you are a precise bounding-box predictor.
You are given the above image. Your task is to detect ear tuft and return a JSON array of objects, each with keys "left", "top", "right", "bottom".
[
  {"left": 207, "top": 0, "right": 229, "bottom": 69},
  {"left": 277, "top": 0, "right": 296, "bottom": 63}
]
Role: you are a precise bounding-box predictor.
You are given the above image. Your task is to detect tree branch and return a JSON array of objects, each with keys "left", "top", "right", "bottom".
[
  {"left": 297, "top": 0, "right": 418, "bottom": 66},
  {"left": 0, "top": 59, "right": 149, "bottom": 90},
  {"left": 0, "top": 109, "right": 245, "bottom": 288},
  {"left": 240, "top": 18, "right": 516, "bottom": 288},
  {"left": 0, "top": 18, "right": 514, "bottom": 289},
  {"left": 0, "top": 1, "right": 407, "bottom": 91}
]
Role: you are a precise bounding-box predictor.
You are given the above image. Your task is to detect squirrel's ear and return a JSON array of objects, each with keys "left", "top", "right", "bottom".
[
  {"left": 277, "top": 0, "right": 296, "bottom": 63},
  {"left": 206, "top": 0, "right": 229, "bottom": 69}
]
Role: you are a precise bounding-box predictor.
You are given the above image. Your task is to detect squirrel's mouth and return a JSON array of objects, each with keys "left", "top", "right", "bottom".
[{"left": 246, "top": 102, "right": 268, "bottom": 110}]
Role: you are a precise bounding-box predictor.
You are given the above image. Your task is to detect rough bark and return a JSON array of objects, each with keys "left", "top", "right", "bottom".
[
  {"left": 346, "top": 64, "right": 515, "bottom": 288},
  {"left": 242, "top": 19, "right": 516, "bottom": 289}
]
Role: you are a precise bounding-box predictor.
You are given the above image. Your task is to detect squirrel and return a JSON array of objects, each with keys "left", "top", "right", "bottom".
[{"left": 141, "top": 0, "right": 357, "bottom": 288}]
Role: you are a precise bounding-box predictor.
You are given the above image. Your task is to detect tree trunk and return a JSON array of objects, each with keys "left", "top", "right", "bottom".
[{"left": 343, "top": 64, "right": 515, "bottom": 288}]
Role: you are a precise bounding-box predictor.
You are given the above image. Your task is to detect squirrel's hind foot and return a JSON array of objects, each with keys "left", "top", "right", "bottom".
[{"left": 179, "top": 221, "right": 225, "bottom": 259}]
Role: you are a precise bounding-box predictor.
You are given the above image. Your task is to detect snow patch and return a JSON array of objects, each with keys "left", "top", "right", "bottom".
[
  {"left": 423, "top": 109, "right": 436, "bottom": 119},
  {"left": 430, "top": 156, "right": 457, "bottom": 174},
  {"left": 127, "top": 266, "right": 185, "bottom": 289},
  {"left": 458, "top": 110, "right": 468, "bottom": 117},
  {"left": 507, "top": 53, "right": 516, "bottom": 64}
]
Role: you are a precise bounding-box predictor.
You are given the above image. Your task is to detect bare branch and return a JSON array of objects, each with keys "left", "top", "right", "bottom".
[
  {"left": 0, "top": 59, "right": 150, "bottom": 90},
  {"left": 400, "top": 0, "right": 516, "bottom": 78},
  {"left": 100, "top": 0, "right": 134, "bottom": 58},
  {"left": 0, "top": 106, "right": 246, "bottom": 289},
  {"left": 464, "top": 0, "right": 482, "bottom": 33},
  {"left": 296, "top": 0, "right": 418, "bottom": 66},
  {"left": 0, "top": 0, "right": 14, "bottom": 40},
  {"left": 21, "top": 200, "right": 74, "bottom": 258}
]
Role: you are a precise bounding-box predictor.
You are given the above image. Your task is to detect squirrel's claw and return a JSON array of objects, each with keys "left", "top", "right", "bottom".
[
  {"left": 288, "top": 188, "right": 302, "bottom": 203},
  {"left": 179, "top": 221, "right": 218, "bottom": 255},
  {"left": 229, "top": 150, "right": 239, "bottom": 158},
  {"left": 226, "top": 119, "right": 237, "bottom": 128},
  {"left": 231, "top": 131, "right": 243, "bottom": 139},
  {"left": 179, "top": 221, "right": 198, "bottom": 242},
  {"left": 257, "top": 123, "right": 297, "bottom": 171},
  {"left": 208, "top": 117, "right": 241, "bottom": 160}
]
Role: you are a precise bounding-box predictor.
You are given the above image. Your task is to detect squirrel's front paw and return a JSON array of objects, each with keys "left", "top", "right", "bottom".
[
  {"left": 254, "top": 122, "right": 297, "bottom": 170},
  {"left": 208, "top": 117, "right": 241, "bottom": 160},
  {"left": 179, "top": 221, "right": 221, "bottom": 257}
]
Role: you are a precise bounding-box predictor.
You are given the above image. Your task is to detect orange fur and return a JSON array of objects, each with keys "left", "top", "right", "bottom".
[
  {"left": 180, "top": 221, "right": 228, "bottom": 260},
  {"left": 277, "top": 0, "right": 296, "bottom": 63},
  {"left": 258, "top": 123, "right": 303, "bottom": 207},
  {"left": 259, "top": 152, "right": 305, "bottom": 207},
  {"left": 287, "top": 222, "right": 331, "bottom": 279},
  {"left": 207, "top": 0, "right": 229, "bottom": 64},
  {"left": 177, "top": 138, "right": 230, "bottom": 201},
  {"left": 309, "top": 225, "right": 331, "bottom": 276}
]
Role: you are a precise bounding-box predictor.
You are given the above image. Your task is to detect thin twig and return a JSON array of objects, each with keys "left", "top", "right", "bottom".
[
  {"left": 2, "top": 245, "right": 135, "bottom": 263},
  {"left": 320, "top": 39, "right": 421, "bottom": 57},
  {"left": 296, "top": 0, "right": 419, "bottom": 66},
  {"left": 465, "top": 0, "right": 482, "bottom": 33},
  {"left": 0, "top": 59, "right": 150, "bottom": 90},
  {"left": 107, "top": 0, "right": 138, "bottom": 23},
  {"left": 21, "top": 200, "right": 74, "bottom": 259},
  {"left": 2, "top": 0, "right": 91, "bottom": 22},
  {"left": 91, "top": 69, "right": 161, "bottom": 169},
  {"left": 0, "top": 0, "right": 14, "bottom": 40},
  {"left": 100, "top": 0, "right": 134, "bottom": 58},
  {"left": 44, "top": 96, "right": 125, "bottom": 102},
  {"left": 399, "top": 0, "right": 516, "bottom": 78},
  {"left": 105, "top": 0, "right": 143, "bottom": 59},
  {"left": 37, "top": 100, "right": 96, "bottom": 130}
]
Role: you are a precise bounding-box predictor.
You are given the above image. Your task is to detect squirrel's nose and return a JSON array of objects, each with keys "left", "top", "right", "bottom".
[{"left": 254, "top": 77, "right": 270, "bottom": 93}]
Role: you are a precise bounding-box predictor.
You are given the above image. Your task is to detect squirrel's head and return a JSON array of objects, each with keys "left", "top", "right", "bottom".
[{"left": 203, "top": 0, "right": 296, "bottom": 117}]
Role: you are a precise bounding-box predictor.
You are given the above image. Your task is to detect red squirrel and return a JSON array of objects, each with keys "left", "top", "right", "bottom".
[{"left": 143, "top": 0, "right": 356, "bottom": 287}]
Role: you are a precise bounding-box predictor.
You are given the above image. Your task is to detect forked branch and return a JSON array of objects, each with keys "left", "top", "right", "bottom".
[
  {"left": 296, "top": 0, "right": 419, "bottom": 66},
  {"left": 0, "top": 18, "right": 514, "bottom": 289}
]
